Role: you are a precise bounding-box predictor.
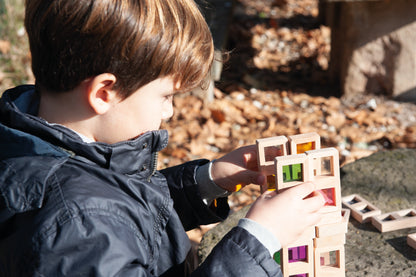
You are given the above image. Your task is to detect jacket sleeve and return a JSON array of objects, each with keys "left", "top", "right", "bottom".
[
  {"left": 192, "top": 226, "right": 283, "bottom": 277},
  {"left": 160, "top": 159, "right": 229, "bottom": 231},
  {"left": 33, "top": 213, "right": 156, "bottom": 277}
]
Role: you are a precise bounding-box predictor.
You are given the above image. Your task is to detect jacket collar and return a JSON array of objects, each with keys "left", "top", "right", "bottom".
[{"left": 0, "top": 85, "right": 169, "bottom": 175}]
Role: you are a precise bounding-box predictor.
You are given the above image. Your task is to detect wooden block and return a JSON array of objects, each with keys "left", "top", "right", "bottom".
[
  {"left": 316, "top": 182, "right": 342, "bottom": 214},
  {"left": 306, "top": 147, "right": 340, "bottom": 180},
  {"left": 342, "top": 208, "right": 351, "bottom": 223},
  {"left": 314, "top": 245, "right": 346, "bottom": 277},
  {"left": 371, "top": 209, "right": 416, "bottom": 233},
  {"left": 317, "top": 211, "right": 343, "bottom": 226},
  {"left": 316, "top": 209, "right": 350, "bottom": 237},
  {"left": 289, "top": 226, "right": 316, "bottom": 247},
  {"left": 342, "top": 194, "right": 382, "bottom": 223},
  {"left": 288, "top": 132, "right": 321, "bottom": 155},
  {"left": 262, "top": 174, "right": 277, "bottom": 193},
  {"left": 407, "top": 233, "right": 416, "bottom": 249},
  {"left": 281, "top": 240, "right": 314, "bottom": 277},
  {"left": 256, "top": 136, "right": 288, "bottom": 175},
  {"left": 274, "top": 154, "right": 310, "bottom": 191},
  {"left": 314, "top": 233, "right": 346, "bottom": 248},
  {"left": 305, "top": 148, "right": 342, "bottom": 214}
]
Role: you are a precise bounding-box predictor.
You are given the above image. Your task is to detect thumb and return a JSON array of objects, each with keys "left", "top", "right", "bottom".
[
  {"left": 240, "top": 169, "right": 266, "bottom": 186},
  {"left": 243, "top": 152, "right": 259, "bottom": 171}
]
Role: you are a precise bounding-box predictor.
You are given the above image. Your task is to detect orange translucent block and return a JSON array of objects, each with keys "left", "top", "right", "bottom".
[
  {"left": 288, "top": 132, "right": 320, "bottom": 155},
  {"left": 297, "top": 141, "right": 316, "bottom": 154}
]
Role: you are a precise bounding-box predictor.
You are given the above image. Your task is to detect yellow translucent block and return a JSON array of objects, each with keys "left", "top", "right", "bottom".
[{"left": 267, "top": 175, "right": 276, "bottom": 191}]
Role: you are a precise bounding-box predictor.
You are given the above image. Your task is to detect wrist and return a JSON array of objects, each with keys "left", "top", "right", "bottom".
[
  {"left": 238, "top": 218, "right": 282, "bottom": 257},
  {"left": 196, "top": 161, "right": 231, "bottom": 205},
  {"left": 210, "top": 159, "right": 232, "bottom": 191}
]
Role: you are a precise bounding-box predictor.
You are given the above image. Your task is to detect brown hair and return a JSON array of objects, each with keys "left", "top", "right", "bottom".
[{"left": 25, "top": 0, "right": 214, "bottom": 98}]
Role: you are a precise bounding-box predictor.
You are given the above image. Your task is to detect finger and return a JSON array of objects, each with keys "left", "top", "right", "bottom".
[
  {"left": 260, "top": 189, "right": 277, "bottom": 199},
  {"left": 287, "top": 182, "right": 317, "bottom": 199},
  {"left": 304, "top": 212, "right": 323, "bottom": 227},
  {"left": 242, "top": 146, "right": 259, "bottom": 170},
  {"left": 260, "top": 182, "right": 268, "bottom": 193},
  {"left": 237, "top": 169, "right": 265, "bottom": 186},
  {"left": 303, "top": 193, "right": 326, "bottom": 212}
]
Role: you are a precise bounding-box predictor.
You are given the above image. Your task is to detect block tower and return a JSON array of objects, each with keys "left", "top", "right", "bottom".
[{"left": 256, "top": 132, "right": 348, "bottom": 277}]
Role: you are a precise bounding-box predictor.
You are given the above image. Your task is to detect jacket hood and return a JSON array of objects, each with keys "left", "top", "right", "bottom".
[
  {"left": 0, "top": 85, "right": 169, "bottom": 217},
  {"left": 0, "top": 85, "right": 169, "bottom": 174}
]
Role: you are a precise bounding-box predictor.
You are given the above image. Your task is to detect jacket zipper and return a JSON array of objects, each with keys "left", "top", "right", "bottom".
[{"left": 147, "top": 151, "right": 158, "bottom": 182}]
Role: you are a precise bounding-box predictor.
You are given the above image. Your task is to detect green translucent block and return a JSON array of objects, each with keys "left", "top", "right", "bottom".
[
  {"left": 274, "top": 251, "right": 281, "bottom": 265},
  {"left": 282, "top": 164, "right": 303, "bottom": 183}
]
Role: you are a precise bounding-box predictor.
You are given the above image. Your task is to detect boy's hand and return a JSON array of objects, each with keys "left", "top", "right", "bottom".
[
  {"left": 245, "top": 182, "right": 325, "bottom": 247},
  {"left": 211, "top": 145, "right": 267, "bottom": 192}
]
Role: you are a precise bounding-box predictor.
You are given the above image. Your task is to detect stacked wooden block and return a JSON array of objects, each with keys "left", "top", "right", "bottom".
[{"left": 256, "top": 133, "right": 348, "bottom": 277}]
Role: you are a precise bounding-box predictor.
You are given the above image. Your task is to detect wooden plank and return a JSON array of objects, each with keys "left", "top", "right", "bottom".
[
  {"left": 407, "top": 233, "right": 416, "bottom": 249},
  {"left": 342, "top": 194, "right": 382, "bottom": 223},
  {"left": 371, "top": 209, "right": 416, "bottom": 233}
]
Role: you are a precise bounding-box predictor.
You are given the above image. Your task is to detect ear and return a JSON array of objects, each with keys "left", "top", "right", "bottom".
[{"left": 86, "top": 73, "right": 118, "bottom": 115}]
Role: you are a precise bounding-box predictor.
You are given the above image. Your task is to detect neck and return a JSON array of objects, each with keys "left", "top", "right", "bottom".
[{"left": 38, "top": 87, "right": 97, "bottom": 141}]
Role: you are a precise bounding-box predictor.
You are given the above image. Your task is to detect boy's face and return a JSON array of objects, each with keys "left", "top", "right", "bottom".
[{"left": 100, "top": 77, "right": 176, "bottom": 143}]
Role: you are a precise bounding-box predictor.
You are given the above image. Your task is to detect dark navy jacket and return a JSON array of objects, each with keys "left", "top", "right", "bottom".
[{"left": 0, "top": 85, "right": 281, "bottom": 276}]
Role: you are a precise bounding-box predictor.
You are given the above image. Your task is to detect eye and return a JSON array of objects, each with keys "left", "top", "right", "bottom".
[{"left": 164, "top": 94, "right": 174, "bottom": 102}]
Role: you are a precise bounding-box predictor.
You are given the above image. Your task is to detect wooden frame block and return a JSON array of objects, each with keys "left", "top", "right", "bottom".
[
  {"left": 318, "top": 211, "right": 343, "bottom": 226},
  {"left": 306, "top": 148, "right": 340, "bottom": 181},
  {"left": 371, "top": 209, "right": 416, "bottom": 233},
  {"left": 342, "top": 194, "right": 382, "bottom": 223},
  {"left": 316, "top": 209, "right": 350, "bottom": 238},
  {"left": 314, "top": 233, "right": 346, "bottom": 248},
  {"left": 274, "top": 154, "right": 310, "bottom": 191},
  {"left": 314, "top": 245, "right": 346, "bottom": 277},
  {"left": 290, "top": 226, "right": 316, "bottom": 246},
  {"left": 407, "top": 233, "right": 416, "bottom": 249},
  {"left": 281, "top": 240, "right": 314, "bottom": 277},
  {"left": 288, "top": 132, "right": 321, "bottom": 155},
  {"left": 305, "top": 148, "right": 341, "bottom": 214},
  {"left": 342, "top": 208, "right": 351, "bottom": 223},
  {"left": 280, "top": 227, "right": 315, "bottom": 277},
  {"left": 256, "top": 136, "right": 288, "bottom": 175}
]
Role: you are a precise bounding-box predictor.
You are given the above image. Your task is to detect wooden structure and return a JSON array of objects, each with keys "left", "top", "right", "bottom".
[{"left": 256, "top": 132, "right": 347, "bottom": 277}]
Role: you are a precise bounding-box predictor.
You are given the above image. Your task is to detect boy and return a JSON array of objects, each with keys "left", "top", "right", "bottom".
[{"left": 0, "top": 0, "right": 325, "bottom": 276}]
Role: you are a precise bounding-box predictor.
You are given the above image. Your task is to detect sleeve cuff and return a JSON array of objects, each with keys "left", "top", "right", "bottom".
[
  {"left": 195, "top": 161, "right": 231, "bottom": 205},
  {"left": 238, "top": 218, "right": 282, "bottom": 257}
]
